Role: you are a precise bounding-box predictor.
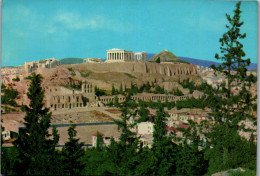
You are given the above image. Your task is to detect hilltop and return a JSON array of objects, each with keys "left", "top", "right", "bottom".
[{"left": 149, "top": 50, "right": 180, "bottom": 62}]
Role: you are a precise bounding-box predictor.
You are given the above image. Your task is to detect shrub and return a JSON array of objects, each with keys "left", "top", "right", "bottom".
[{"left": 124, "top": 73, "right": 136, "bottom": 79}]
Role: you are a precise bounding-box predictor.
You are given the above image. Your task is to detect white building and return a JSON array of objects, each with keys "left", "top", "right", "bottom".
[
  {"left": 83, "top": 58, "right": 102, "bottom": 63},
  {"left": 106, "top": 48, "right": 147, "bottom": 62},
  {"left": 137, "top": 122, "right": 154, "bottom": 135}
]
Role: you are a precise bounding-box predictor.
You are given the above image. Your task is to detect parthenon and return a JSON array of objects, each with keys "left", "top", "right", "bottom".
[{"left": 106, "top": 48, "right": 147, "bottom": 62}]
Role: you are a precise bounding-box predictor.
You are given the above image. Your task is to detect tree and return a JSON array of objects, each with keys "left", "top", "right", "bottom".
[
  {"left": 112, "top": 83, "right": 116, "bottom": 95},
  {"left": 152, "top": 103, "right": 177, "bottom": 175},
  {"left": 119, "top": 83, "right": 123, "bottom": 94},
  {"left": 205, "top": 2, "right": 257, "bottom": 174},
  {"left": 61, "top": 124, "right": 85, "bottom": 175},
  {"left": 155, "top": 57, "right": 161, "bottom": 63},
  {"left": 13, "top": 73, "right": 59, "bottom": 175},
  {"left": 113, "top": 95, "right": 139, "bottom": 174},
  {"left": 176, "top": 121, "right": 208, "bottom": 175},
  {"left": 137, "top": 104, "right": 149, "bottom": 123},
  {"left": 144, "top": 81, "right": 151, "bottom": 92},
  {"left": 114, "top": 95, "right": 119, "bottom": 107}
]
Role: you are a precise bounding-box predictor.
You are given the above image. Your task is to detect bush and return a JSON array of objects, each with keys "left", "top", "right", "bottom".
[
  {"left": 12, "top": 76, "right": 20, "bottom": 82},
  {"left": 124, "top": 73, "right": 136, "bottom": 79},
  {"left": 95, "top": 86, "right": 107, "bottom": 96},
  {"left": 173, "top": 88, "right": 184, "bottom": 96},
  {"left": 81, "top": 71, "right": 91, "bottom": 77},
  {"left": 155, "top": 57, "right": 160, "bottom": 63},
  {"left": 67, "top": 67, "right": 73, "bottom": 71}
]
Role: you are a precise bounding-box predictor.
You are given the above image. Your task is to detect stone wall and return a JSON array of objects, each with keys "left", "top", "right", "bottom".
[
  {"left": 99, "top": 93, "right": 191, "bottom": 104},
  {"left": 68, "top": 62, "right": 197, "bottom": 76}
]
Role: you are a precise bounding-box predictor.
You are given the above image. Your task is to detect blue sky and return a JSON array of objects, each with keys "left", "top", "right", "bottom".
[{"left": 1, "top": 0, "right": 258, "bottom": 66}]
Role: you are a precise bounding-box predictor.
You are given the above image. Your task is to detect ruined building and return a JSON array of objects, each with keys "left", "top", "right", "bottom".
[
  {"left": 46, "top": 81, "right": 98, "bottom": 111},
  {"left": 25, "top": 58, "right": 60, "bottom": 74}
]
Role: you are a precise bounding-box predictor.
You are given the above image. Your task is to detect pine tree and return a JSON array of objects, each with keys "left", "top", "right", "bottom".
[
  {"left": 176, "top": 121, "right": 208, "bottom": 175},
  {"left": 113, "top": 94, "right": 139, "bottom": 174},
  {"left": 205, "top": 2, "right": 257, "bottom": 173},
  {"left": 152, "top": 103, "right": 177, "bottom": 175},
  {"left": 61, "top": 124, "right": 85, "bottom": 175},
  {"left": 13, "top": 73, "right": 59, "bottom": 175},
  {"left": 137, "top": 104, "right": 149, "bottom": 123}
]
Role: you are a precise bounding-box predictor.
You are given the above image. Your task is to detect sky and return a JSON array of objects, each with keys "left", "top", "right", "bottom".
[{"left": 1, "top": 0, "right": 258, "bottom": 66}]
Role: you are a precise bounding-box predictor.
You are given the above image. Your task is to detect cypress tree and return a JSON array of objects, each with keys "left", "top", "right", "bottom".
[
  {"left": 152, "top": 103, "right": 177, "bottom": 175},
  {"left": 113, "top": 95, "right": 139, "bottom": 174},
  {"left": 119, "top": 83, "right": 123, "bottom": 94},
  {"left": 13, "top": 73, "right": 59, "bottom": 175},
  {"left": 112, "top": 83, "right": 115, "bottom": 95},
  {"left": 61, "top": 124, "right": 85, "bottom": 175}
]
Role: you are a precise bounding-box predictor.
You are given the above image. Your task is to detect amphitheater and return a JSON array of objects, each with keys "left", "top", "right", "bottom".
[{"left": 38, "top": 60, "right": 198, "bottom": 112}]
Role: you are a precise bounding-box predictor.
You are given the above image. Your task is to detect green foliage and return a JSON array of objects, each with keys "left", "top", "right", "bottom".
[
  {"left": 124, "top": 73, "right": 136, "bottom": 79},
  {"left": 21, "top": 103, "right": 26, "bottom": 112},
  {"left": 176, "top": 96, "right": 208, "bottom": 110},
  {"left": 155, "top": 57, "right": 160, "bottom": 63},
  {"left": 67, "top": 67, "right": 73, "bottom": 71},
  {"left": 138, "top": 99, "right": 175, "bottom": 110},
  {"left": 61, "top": 124, "right": 85, "bottom": 175},
  {"left": 205, "top": 2, "right": 257, "bottom": 174},
  {"left": 114, "top": 95, "right": 119, "bottom": 107},
  {"left": 1, "top": 147, "right": 19, "bottom": 175},
  {"left": 12, "top": 76, "right": 20, "bottom": 82},
  {"left": 176, "top": 122, "right": 208, "bottom": 175},
  {"left": 172, "top": 87, "right": 184, "bottom": 96},
  {"left": 106, "top": 101, "right": 114, "bottom": 107},
  {"left": 125, "top": 81, "right": 141, "bottom": 95},
  {"left": 67, "top": 67, "right": 76, "bottom": 76},
  {"left": 62, "top": 80, "right": 82, "bottom": 90},
  {"left": 114, "top": 95, "right": 138, "bottom": 146},
  {"left": 152, "top": 103, "right": 177, "bottom": 175},
  {"left": 111, "top": 83, "right": 116, "bottom": 95},
  {"left": 1, "top": 83, "right": 6, "bottom": 89},
  {"left": 137, "top": 105, "right": 149, "bottom": 123},
  {"left": 119, "top": 83, "right": 123, "bottom": 94},
  {"left": 12, "top": 73, "right": 59, "bottom": 175},
  {"left": 179, "top": 78, "right": 216, "bottom": 95},
  {"left": 71, "top": 71, "right": 76, "bottom": 76},
  {"left": 152, "top": 83, "right": 165, "bottom": 94},
  {"left": 144, "top": 81, "right": 151, "bottom": 92},
  {"left": 1, "top": 86, "right": 19, "bottom": 106},
  {"left": 80, "top": 71, "right": 91, "bottom": 77},
  {"left": 95, "top": 85, "right": 107, "bottom": 96}
]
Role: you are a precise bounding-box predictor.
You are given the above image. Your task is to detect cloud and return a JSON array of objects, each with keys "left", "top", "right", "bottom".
[
  {"left": 51, "top": 12, "right": 134, "bottom": 33},
  {"left": 3, "top": 4, "right": 134, "bottom": 39}
]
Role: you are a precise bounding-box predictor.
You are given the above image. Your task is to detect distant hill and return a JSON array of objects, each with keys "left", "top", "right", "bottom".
[
  {"left": 59, "top": 58, "right": 84, "bottom": 65},
  {"left": 149, "top": 50, "right": 180, "bottom": 62},
  {"left": 179, "top": 57, "right": 257, "bottom": 71},
  {"left": 148, "top": 53, "right": 257, "bottom": 70}
]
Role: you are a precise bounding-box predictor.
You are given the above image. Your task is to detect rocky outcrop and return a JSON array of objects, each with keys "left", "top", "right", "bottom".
[
  {"left": 149, "top": 50, "right": 179, "bottom": 62},
  {"left": 67, "top": 62, "right": 197, "bottom": 76}
]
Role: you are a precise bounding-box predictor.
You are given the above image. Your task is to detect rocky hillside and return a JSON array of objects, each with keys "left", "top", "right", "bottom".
[{"left": 149, "top": 50, "right": 180, "bottom": 62}]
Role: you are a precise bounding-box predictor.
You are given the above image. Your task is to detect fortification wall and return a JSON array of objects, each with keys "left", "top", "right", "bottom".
[{"left": 68, "top": 62, "right": 197, "bottom": 76}]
